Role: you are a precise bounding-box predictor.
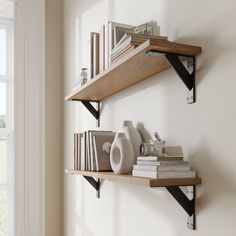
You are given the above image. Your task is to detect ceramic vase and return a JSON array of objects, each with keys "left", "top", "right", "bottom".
[
  {"left": 123, "top": 120, "right": 142, "bottom": 161},
  {"left": 110, "top": 132, "right": 134, "bottom": 174}
]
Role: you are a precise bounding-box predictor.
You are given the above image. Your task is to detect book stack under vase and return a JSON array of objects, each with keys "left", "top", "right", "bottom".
[{"left": 132, "top": 155, "right": 196, "bottom": 179}]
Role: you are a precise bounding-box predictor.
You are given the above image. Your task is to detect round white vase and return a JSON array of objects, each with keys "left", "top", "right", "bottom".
[
  {"left": 123, "top": 120, "right": 142, "bottom": 161},
  {"left": 110, "top": 132, "right": 134, "bottom": 174}
]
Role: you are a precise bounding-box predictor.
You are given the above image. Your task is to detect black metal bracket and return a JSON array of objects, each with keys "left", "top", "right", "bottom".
[
  {"left": 83, "top": 176, "right": 100, "bottom": 198},
  {"left": 146, "top": 50, "right": 196, "bottom": 103},
  {"left": 166, "top": 185, "right": 196, "bottom": 229},
  {"left": 72, "top": 99, "right": 100, "bottom": 127},
  {"left": 82, "top": 176, "right": 197, "bottom": 229}
]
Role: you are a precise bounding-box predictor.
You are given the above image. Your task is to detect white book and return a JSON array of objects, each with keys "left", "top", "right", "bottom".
[
  {"left": 80, "top": 132, "right": 85, "bottom": 171},
  {"left": 74, "top": 133, "right": 78, "bottom": 170},
  {"left": 99, "top": 25, "right": 105, "bottom": 72},
  {"left": 133, "top": 164, "right": 191, "bottom": 172},
  {"left": 137, "top": 160, "right": 188, "bottom": 166},
  {"left": 77, "top": 133, "right": 83, "bottom": 170},
  {"left": 93, "top": 33, "right": 99, "bottom": 76},
  {"left": 132, "top": 170, "right": 196, "bottom": 179},
  {"left": 137, "top": 156, "right": 183, "bottom": 161},
  {"left": 90, "top": 32, "right": 95, "bottom": 79}
]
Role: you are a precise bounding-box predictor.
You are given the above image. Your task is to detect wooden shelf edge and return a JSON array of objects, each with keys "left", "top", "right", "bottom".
[
  {"left": 65, "top": 39, "right": 202, "bottom": 102},
  {"left": 65, "top": 169, "right": 202, "bottom": 187}
]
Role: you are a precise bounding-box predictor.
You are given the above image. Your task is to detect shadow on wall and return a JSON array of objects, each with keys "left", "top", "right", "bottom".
[{"left": 189, "top": 142, "right": 236, "bottom": 215}]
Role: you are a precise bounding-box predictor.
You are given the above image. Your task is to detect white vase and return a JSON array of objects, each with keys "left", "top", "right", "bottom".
[
  {"left": 110, "top": 132, "right": 134, "bottom": 174},
  {"left": 122, "top": 120, "right": 142, "bottom": 161}
]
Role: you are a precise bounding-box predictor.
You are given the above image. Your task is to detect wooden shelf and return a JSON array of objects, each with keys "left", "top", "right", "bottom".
[
  {"left": 66, "top": 39, "right": 201, "bottom": 102},
  {"left": 65, "top": 169, "right": 201, "bottom": 187}
]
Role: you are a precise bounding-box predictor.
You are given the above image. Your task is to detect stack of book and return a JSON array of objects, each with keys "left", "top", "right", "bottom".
[
  {"left": 110, "top": 33, "right": 168, "bottom": 64},
  {"left": 132, "top": 147, "right": 196, "bottom": 179},
  {"left": 73, "top": 131, "right": 116, "bottom": 171},
  {"left": 89, "top": 20, "right": 166, "bottom": 79}
]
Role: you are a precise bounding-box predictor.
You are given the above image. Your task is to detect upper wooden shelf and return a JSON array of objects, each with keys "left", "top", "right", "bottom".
[
  {"left": 65, "top": 169, "right": 202, "bottom": 187},
  {"left": 65, "top": 39, "right": 201, "bottom": 102}
]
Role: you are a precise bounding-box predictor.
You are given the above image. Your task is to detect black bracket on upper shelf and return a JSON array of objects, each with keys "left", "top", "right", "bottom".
[
  {"left": 72, "top": 99, "right": 100, "bottom": 127},
  {"left": 166, "top": 185, "right": 196, "bottom": 230},
  {"left": 146, "top": 50, "right": 196, "bottom": 104},
  {"left": 83, "top": 176, "right": 101, "bottom": 198}
]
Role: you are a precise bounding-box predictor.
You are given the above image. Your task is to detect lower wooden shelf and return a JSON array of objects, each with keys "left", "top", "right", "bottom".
[
  {"left": 65, "top": 169, "right": 202, "bottom": 230},
  {"left": 65, "top": 169, "right": 201, "bottom": 187}
]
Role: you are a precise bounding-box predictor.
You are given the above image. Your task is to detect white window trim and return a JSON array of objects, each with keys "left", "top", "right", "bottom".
[
  {"left": 0, "top": 14, "right": 14, "bottom": 236},
  {"left": 14, "top": 0, "right": 45, "bottom": 236}
]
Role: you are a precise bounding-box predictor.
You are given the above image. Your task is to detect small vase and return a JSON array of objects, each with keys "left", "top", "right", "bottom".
[
  {"left": 122, "top": 120, "right": 142, "bottom": 161},
  {"left": 110, "top": 133, "right": 134, "bottom": 174}
]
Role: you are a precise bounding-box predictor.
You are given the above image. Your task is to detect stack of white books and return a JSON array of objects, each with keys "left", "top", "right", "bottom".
[{"left": 132, "top": 155, "right": 196, "bottom": 179}]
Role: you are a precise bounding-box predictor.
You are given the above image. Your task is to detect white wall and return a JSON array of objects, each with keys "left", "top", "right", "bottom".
[{"left": 64, "top": 0, "right": 236, "bottom": 235}]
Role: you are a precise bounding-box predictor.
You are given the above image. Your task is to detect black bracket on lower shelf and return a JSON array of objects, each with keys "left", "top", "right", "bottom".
[
  {"left": 146, "top": 50, "right": 196, "bottom": 103},
  {"left": 83, "top": 176, "right": 100, "bottom": 198},
  {"left": 166, "top": 185, "right": 196, "bottom": 229},
  {"left": 72, "top": 99, "right": 100, "bottom": 127}
]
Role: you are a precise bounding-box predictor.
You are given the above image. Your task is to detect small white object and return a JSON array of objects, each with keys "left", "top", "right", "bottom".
[
  {"left": 80, "top": 68, "right": 88, "bottom": 85},
  {"left": 110, "top": 132, "right": 134, "bottom": 174}
]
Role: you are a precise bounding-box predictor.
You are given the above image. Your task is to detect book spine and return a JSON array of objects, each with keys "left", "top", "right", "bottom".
[
  {"left": 77, "top": 133, "right": 83, "bottom": 170},
  {"left": 74, "top": 133, "right": 78, "bottom": 170},
  {"left": 99, "top": 25, "right": 105, "bottom": 73},
  {"left": 93, "top": 33, "right": 99, "bottom": 76},
  {"left": 133, "top": 164, "right": 191, "bottom": 172},
  {"left": 104, "top": 21, "right": 109, "bottom": 70},
  {"left": 90, "top": 32, "right": 95, "bottom": 79}
]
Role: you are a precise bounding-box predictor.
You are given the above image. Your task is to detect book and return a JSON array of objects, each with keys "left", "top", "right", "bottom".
[
  {"left": 132, "top": 170, "right": 196, "bottom": 179},
  {"left": 111, "top": 33, "right": 168, "bottom": 58},
  {"left": 88, "top": 130, "right": 106, "bottom": 171},
  {"left": 93, "top": 32, "right": 99, "bottom": 76},
  {"left": 105, "top": 21, "right": 134, "bottom": 68},
  {"left": 137, "top": 156, "right": 184, "bottom": 161},
  {"left": 111, "top": 45, "right": 135, "bottom": 64},
  {"left": 127, "top": 32, "right": 168, "bottom": 41},
  {"left": 90, "top": 32, "right": 95, "bottom": 79},
  {"left": 85, "top": 131, "right": 89, "bottom": 171},
  {"left": 74, "top": 133, "right": 78, "bottom": 170},
  {"left": 99, "top": 25, "right": 105, "bottom": 72},
  {"left": 77, "top": 133, "right": 83, "bottom": 170},
  {"left": 133, "top": 164, "right": 191, "bottom": 172},
  {"left": 136, "top": 160, "right": 188, "bottom": 166},
  {"left": 80, "top": 132, "right": 85, "bottom": 171},
  {"left": 92, "top": 132, "right": 116, "bottom": 171},
  {"left": 86, "top": 131, "right": 91, "bottom": 171}
]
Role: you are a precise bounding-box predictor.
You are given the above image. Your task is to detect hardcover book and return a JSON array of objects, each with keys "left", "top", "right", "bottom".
[
  {"left": 132, "top": 170, "right": 196, "bottom": 179},
  {"left": 92, "top": 132, "right": 116, "bottom": 171},
  {"left": 74, "top": 133, "right": 78, "bottom": 170},
  {"left": 133, "top": 164, "right": 191, "bottom": 172},
  {"left": 136, "top": 160, "right": 189, "bottom": 166},
  {"left": 137, "top": 156, "right": 184, "bottom": 161}
]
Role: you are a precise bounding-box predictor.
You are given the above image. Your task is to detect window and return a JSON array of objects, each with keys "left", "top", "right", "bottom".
[{"left": 0, "top": 1, "right": 14, "bottom": 235}]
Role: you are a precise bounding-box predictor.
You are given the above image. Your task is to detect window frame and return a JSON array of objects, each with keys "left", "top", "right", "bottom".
[{"left": 0, "top": 17, "right": 14, "bottom": 236}]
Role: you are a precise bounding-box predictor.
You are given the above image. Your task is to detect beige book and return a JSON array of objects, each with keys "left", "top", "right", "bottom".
[{"left": 111, "top": 45, "right": 135, "bottom": 64}]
